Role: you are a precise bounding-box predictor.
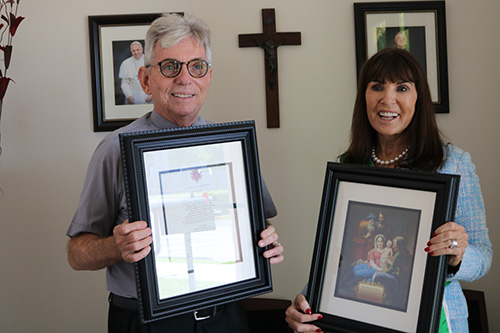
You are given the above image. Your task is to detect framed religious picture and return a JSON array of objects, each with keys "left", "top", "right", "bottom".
[
  {"left": 120, "top": 121, "right": 273, "bottom": 323},
  {"left": 306, "top": 162, "right": 460, "bottom": 332},
  {"left": 89, "top": 13, "right": 170, "bottom": 131},
  {"left": 354, "top": 1, "right": 449, "bottom": 113}
]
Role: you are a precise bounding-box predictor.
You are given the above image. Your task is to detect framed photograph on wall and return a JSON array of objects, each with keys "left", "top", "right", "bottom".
[
  {"left": 120, "top": 121, "right": 273, "bottom": 323},
  {"left": 307, "top": 163, "right": 460, "bottom": 332},
  {"left": 89, "top": 13, "right": 165, "bottom": 132},
  {"left": 354, "top": 1, "right": 449, "bottom": 113}
]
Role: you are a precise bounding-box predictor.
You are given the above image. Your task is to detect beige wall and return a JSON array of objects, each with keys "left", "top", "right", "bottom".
[{"left": 0, "top": 0, "right": 498, "bottom": 332}]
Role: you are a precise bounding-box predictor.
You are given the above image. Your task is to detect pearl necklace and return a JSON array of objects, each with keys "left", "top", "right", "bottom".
[{"left": 371, "top": 146, "right": 409, "bottom": 166}]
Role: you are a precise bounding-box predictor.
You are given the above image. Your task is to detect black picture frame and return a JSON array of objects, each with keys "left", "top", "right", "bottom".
[
  {"left": 89, "top": 13, "right": 162, "bottom": 132},
  {"left": 307, "top": 163, "right": 460, "bottom": 332},
  {"left": 119, "top": 121, "right": 272, "bottom": 323},
  {"left": 354, "top": 1, "right": 449, "bottom": 113}
]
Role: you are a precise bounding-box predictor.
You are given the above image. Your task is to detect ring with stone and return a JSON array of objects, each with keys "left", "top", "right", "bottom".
[{"left": 449, "top": 238, "right": 458, "bottom": 250}]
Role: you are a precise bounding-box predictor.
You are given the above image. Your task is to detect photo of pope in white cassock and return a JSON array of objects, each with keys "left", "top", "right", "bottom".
[{"left": 112, "top": 40, "right": 153, "bottom": 105}]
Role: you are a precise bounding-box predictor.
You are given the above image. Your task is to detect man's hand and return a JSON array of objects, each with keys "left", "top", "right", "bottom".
[
  {"left": 67, "top": 220, "right": 153, "bottom": 271},
  {"left": 113, "top": 219, "right": 152, "bottom": 263},
  {"left": 258, "top": 225, "right": 284, "bottom": 264}
]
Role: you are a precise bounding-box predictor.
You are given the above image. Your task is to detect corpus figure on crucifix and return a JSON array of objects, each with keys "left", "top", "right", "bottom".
[{"left": 257, "top": 38, "right": 285, "bottom": 89}]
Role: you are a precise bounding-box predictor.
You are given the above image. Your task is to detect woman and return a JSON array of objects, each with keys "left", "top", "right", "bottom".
[
  {"left": 352, "top": 234, "right": 385, "bottom": 280},
  {"left": 285, "top": 48, "right": 492, "bottom": 333},
  {"left": 336, "top": 234, "right": 386, "bottom": 300}
]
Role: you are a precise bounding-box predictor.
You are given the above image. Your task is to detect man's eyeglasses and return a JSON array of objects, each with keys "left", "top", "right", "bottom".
[{"left": 148, "top": 58, "right": 211, "bottom": 78}]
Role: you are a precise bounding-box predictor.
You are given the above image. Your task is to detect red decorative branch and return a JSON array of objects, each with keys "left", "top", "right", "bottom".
[{"left": 0, "top": 0, "right": 24, "bottom": 101}]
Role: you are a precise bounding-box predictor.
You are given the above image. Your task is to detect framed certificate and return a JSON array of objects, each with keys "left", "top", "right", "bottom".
[
  {"left": 307, "top": 163, "right": 459, "bottom": 332},
  {"left": 120, "top": 121, "right": 272, "bottom": 323}
]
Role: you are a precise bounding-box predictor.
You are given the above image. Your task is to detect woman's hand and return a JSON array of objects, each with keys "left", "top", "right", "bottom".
[
  {"left": 425, "top": 222, "right": 468, "bottom": 267},
  {"left": 369, "top": 260, "right": 383, "bottom": 271},
  {"left": 285, "top": 293, "right": 324, "bottom": 333}
]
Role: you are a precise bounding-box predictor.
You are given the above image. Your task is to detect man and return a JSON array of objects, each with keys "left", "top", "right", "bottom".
[
  {"left": 394, "top": 31, "right": 408, "bottom": 50},
  {"left": 375, "top": 211, "right": 393, "bottom": 242},
  {"left": 67, "top": 13, "right": 283, "bottom": 332},
  {"left": 351, "top": 213, "right": 378, "bottom": 263},
  {"left": 118, "top": 41, "right": 153, "bottom": 104}
]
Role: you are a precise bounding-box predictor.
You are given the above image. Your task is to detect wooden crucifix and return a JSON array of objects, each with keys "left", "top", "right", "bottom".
[{"left": 238, "top": 8, "right": 301, "bottom": 128}]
